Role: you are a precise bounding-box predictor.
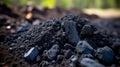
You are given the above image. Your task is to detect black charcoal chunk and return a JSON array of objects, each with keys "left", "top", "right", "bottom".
[
  {"left": 96, "top": 46, "right": 115, "bottom": 65},
  {"left": 18, "top": 22, "right": 29, "bottom": 32},
  {"left": 80, "top": 25, "right": 97, "bottom": 37},
  {"left": 40, "top": 61, "right": 49, "bottom": 67},
  {"left": 56, "top": 55, "right": 63, "bottom": 64},
  {"left": 80, "top": 58, "right": 105, "bottom": 67},
  {"left": 24, "top": 47, "right": 40, "bottom": 61},
  {"left": 70, "top": 55, "right": 78, "bottom": 64},
  {"left": 76, "top": 41, "right": 94, "bottom": 54},
  {"left": 62, "top": 20, "right": 80, "bottom": 45},
  {"left": 33, "top": 20, "right": 41, "bottom": 25},
  {"left": 69, "top": 63, "right": 76, "bottom": 67},
  {"left": 64, "top": 43, "right": 74, "bottom": 50},
  {"left": 46, "top": 44, "right": 59, "bottom": 60},
  {"left": 61, "top": 15, "right": 89, "bottom": 26},
  {"left": 65, "top": 49, "right": 73, "bottom": 59}
]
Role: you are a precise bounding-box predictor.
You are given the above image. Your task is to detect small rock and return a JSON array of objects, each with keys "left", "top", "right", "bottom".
[
  {"left": 64, "top": 43, "right": 74, "bottom": 50},
  {"left": 10, "top": 43, "right": 16, "bottom": 46},
  {"left": 96, "top": 46, "right": 115, "bottom": 65},
  {"left": 33, "top": 20, "right": 41, "bottom": 25},
  {"left": 70, "top": 55, "right": 78, "bottom": 64},
  {"left": 69, "top": 63, "right": 76, "bottom": 67},
  {"left": 24, "top": 47, "right": 40, "bottom": 62},
  {"left": 76, "top": 41, "right": 94, "bottom": 54},
  {"left": 56, "top": 55, "right": 63, "bottom": 64},
  {"left": 20, "top": 44, "right": 25, "bottom": 47},
  {"left": 62, "top": 20, "right": 80, "bottom": 45},
  {"left": 80, "top": 25, "right": 96, "bottom": 37},
  {"left": 18, "top": 22, "right": 29, "bottom": 32},
  {"left": 65, "top": 49, "right": 73, "bottom": 59},
  {"left": 19, "top": 45, "right": 26, "bottom": 50},
  {"left": 80, "top": 58, "right": 105, "bottom": 67},
  {"left": 40, "top": 61, "right": 49, "bottom": 67},
  {"left": 46, "top": 44, "right": 59, "bottom": 60},
  {"left": 51, "top": 60, "right": 56, "bottom": 64}
]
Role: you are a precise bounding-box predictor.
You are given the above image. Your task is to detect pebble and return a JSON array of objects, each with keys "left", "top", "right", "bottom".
[
  {"left": 80, "top": 58, "right": 105, "bottom": 67},
  {"left": 56, "top": 55, "right": 63, "bottom": 64},
  {"left": 76, "top": 40, "right": 94, "bottom": 54},
  {"left": 33, "top": 20, "right": 41, "bottom": 25},
  {"left": 46, "top": 44, "right": 59, "bottom": 60},
  {"left": 80, "top": 25, "right": 96, "bottom": 37},
  {"left": 64, "top": 49, "right": 73, "bottom": 59},
  {"left": 24, "top": 47, "right": 40, "bottom": 62},
  {"left": 69, "top": 63, "right": 76, "bottom": 67},
  {"left": 18, "top": 22, "right": 29, "bottom": 32},
  {"left": 62, "top": 20, "right": 80, "bottom": 45},
  {"left": 70, "top": 55, "right": 78, "bottom": 64},
  {"left": 96, "top": 46, "right": 115, "bottom": 65},
  {"left": 64, "top": 43, "right": 74, "bottom": 50}
]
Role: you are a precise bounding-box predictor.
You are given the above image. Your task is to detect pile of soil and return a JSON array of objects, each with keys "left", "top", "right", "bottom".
[
  {"left": 0, "top": 2, "right": 99, "bottom": 43},
  {"left": 0, "top": 3, "right": 120, "bottom": 67}
]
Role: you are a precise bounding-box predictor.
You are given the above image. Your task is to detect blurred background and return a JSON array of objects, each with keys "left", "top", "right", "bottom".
[
  {"left": 1, "top": 0, "right": 120, "bottom": 18},
  {"left": 1, "top": 0, "right": 120, "bottom": 9}
]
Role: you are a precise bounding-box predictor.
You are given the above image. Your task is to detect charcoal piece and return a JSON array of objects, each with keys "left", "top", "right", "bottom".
[
  {"left": 24, "top": 47, "right": 40, "bottom": 61},
  {"left": 56, "top": 55, "right": 63, "bottom": 64},
  {"left": 40, "top": 61, "right": 49, "bottom": 67},
  {"left": 61, "top": 15, "right": 88, "bottom": 26},
  {"left": 64, "top": 49, "right": 73, "bottom": 59},
  {"left": 61, "top": 15, "right": 90, "bottom": 34},
  {"left": 70, "top": 55, "right": 78, "bottom": 64},
  {"left": 96, "top": 46, "right": 115, "bottom": 65},
  {"left": 80, "top": 58, "right": 105, "bottom": 67},
  {"left": 33, "top": 20, "right": 41, "bottom": 25},
  {"left": 46, "top": 44, "right": 59, "bottom": 60},
  {"left": 64, "top": 43, "right": 74, "bottom": 50},
  {"left": 69, "top": 63, "right": 76, "bottom": 67},
  {"left": 62, "top": 20, "right": 80, "bottom": 45},
  {"left": 80, "top": 25, "right": 97, "bottom": 37},
  {"left": 17, "top": 22, "right": 29, "bottom": 32},
  {"left": 76, "top": 41, "right": 94, "bottom": 54}
]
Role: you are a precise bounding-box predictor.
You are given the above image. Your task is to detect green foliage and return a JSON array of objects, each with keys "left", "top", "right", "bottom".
[
  {"left": 20, "top": 0, "right": 29, "bottom": 5},
  {"left": 0, "top": 0, "right": 11, "bottom": 4},
  {"left": 0, "top": 0, "right": 120, "bottom": 9},
  {"left": 41, "top": 0, "right": 56, "bottom": 8},
  {"left": 61, "top": 0, "right": 73, "bottom": 8}
]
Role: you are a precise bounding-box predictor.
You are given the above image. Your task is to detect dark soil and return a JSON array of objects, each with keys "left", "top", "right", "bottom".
[{"left": 0, "top": 3, "right": 120, "bottom": 67}]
